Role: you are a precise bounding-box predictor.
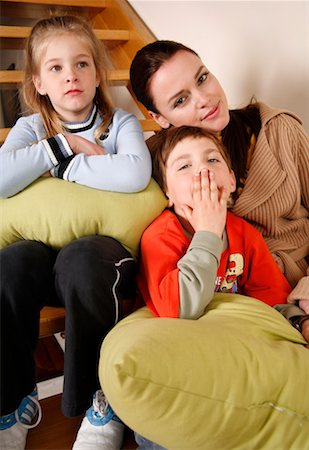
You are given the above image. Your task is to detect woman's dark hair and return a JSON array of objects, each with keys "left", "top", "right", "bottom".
[
  {"left": 130, "top": 40, "right": 261, "bottom": 186},
  {"left": 130, "top": 40, "right": 198, "bottom": 113}
]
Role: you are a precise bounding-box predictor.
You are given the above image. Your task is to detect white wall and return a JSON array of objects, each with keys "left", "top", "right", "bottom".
[{"left": 129, "top": 1, "right": 309, "bottom": 132}]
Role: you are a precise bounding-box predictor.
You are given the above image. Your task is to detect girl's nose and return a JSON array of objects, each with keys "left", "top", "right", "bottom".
[{"left": 66, "top": 68, "right": 78, "bottom": 82}]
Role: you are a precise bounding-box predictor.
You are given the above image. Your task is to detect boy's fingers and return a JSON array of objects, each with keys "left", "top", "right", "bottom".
[
  {"left": 208, "top": 171, "right": 218, "bottom": 200},
  {"left": 192, "top": 172, "right": 202, "bottom": 201}
]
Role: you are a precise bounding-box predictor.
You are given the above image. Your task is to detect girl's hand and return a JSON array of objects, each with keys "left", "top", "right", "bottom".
[
  {"left": 65, "top": 134, "right": 107, "bottom": 156},
  {"left": 299, "top": 299, "right": 309, "bottom": 314},
  {"left": 182, "top": 169, "right": 228, "bottom": 238}
]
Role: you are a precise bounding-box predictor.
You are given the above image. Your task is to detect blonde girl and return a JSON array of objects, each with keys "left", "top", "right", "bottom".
[{"left": 0, "top": 15, "right": 151, "bottom": 450}]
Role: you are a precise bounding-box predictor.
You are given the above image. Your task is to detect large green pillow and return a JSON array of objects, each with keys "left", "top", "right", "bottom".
[
  {"left": 100, "top": 294, "right": 309, "bottom": 449},
  {"left": 0, "top": 178, "right": 167, "bottom": 257}
]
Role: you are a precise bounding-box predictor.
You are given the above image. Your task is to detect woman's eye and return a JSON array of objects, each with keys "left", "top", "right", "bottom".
[
  {"left": 197, "top": 72, "right": 209, "bottom": 85},
  {"left": 174, "top": 96, "right": 187, "bottom": 108}
]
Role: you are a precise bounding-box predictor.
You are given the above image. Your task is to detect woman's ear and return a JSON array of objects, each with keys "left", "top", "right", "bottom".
[
  {"left": 32, "top": 75, "right": 46, "bottom": 95},
  {"left": 149, "top": 111, "right": 171, "bottom": 129},
  {"left": 230, "top": 170, "right": 237, "bottom": 193}
]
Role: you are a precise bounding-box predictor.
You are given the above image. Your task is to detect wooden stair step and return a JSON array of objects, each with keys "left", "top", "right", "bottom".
[
  {"left": 0, "top": 68, "right": 130, "bottom": 85},
  {"left": 0, "top": 119, "right": 160, "bottom": 144},
  {"left": 0, "top": 0, "right": 106, "bottom": 22},
  {"left": 0, "top": 25, "right": 130, "bottom": 40},
  {"left": 0, "top": 25, "right": 131, "bottom": 50},
  {"left": 1, "top": 0, "right": 107, "bottom": 7}
]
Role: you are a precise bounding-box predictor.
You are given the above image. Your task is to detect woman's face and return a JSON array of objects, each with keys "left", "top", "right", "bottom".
[{"left": 149, "top": 50, "right": 230, "bottom": 134}]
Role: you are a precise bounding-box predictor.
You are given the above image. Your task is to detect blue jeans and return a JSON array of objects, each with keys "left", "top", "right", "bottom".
[{"left": 134, "top": 432, "right": 167, "bottom": 450}]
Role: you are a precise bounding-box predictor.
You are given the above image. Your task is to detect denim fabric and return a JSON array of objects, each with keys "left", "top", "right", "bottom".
[{"left": 134, "top": 432, "right": 167, "bottom": 450}]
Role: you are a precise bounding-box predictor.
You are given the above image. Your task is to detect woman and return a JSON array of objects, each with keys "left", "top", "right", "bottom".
[
  {"left": 129, "top": 39, "right": 309, "bottom": 450},
  {"left": 130, "top": 40, "right": 309, "bottom": 313}
]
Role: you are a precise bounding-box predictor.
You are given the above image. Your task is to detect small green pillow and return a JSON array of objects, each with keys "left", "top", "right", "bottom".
[
  {"left": 100, "top": 294, "right": 309, "bottom": 449},
  {"left": 0, "top": 178, "right": 167, "bottom": 257}
]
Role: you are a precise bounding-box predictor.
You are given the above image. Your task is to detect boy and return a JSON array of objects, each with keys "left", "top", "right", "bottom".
[{"left": 137, "top": 126, "right": 307, "bottom": 325}]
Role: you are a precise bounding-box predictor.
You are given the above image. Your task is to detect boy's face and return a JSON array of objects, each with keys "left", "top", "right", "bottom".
[{"left": 165, "top": 136, "right": 236, "bottom": 217}]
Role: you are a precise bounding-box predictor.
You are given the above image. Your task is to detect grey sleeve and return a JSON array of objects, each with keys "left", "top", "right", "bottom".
[{"left": 178, "top": 231, "right": 223, "bottom": 319}]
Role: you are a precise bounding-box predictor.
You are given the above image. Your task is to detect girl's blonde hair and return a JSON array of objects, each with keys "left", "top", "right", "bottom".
[{"left": 23, "top": 14, "right": 113, "bottom": 141}]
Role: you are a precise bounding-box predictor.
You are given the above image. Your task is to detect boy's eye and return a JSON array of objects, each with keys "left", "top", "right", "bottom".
[{"left": 178, "top": 163, "right": 191, "bottom": 171}]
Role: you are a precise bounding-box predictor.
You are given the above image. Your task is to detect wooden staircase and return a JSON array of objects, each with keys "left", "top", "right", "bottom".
[{"left": 0, "top": 0, "right": 161, "bottom": 143}]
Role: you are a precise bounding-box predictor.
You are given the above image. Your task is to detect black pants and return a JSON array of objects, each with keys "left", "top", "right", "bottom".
[{"left": 0, "top": 236, "right": 136, "bottom": 417}]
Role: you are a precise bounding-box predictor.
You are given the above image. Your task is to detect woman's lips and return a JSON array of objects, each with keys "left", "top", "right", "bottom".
[{"left": 202, "top": 104, "right": 220, "bottom": 121}]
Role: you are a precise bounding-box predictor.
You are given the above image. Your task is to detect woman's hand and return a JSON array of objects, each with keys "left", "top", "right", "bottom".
[
  {"left": 299, "top": 299, "right": 309, "bottom": 314},
  {"left": 182, "top": 169, "right": 227, "bottom": 238},
  {"left": 65, "top": 134, "right": 106, "bottom": 156}
]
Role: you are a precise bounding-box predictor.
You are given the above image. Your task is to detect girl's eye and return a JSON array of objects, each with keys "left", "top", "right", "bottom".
[
  {"left": 174, "top": 96, "right": 187, "bottom": 109},
  {"left": 208, "top": 158, "right": 218, "bottom": 163},
  {"left": 197, "top": 71, "right": 209, "bottom": 85},
  {"left": 51, "top": 65, "right": 62, "bottom": 72},
  {"left": 77, "top": 61, "right": 88, "bottom": 69}
]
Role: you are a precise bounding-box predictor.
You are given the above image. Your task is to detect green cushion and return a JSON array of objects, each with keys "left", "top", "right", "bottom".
[
  {"left": 0, "top": 178, "right": 167, "bottom": 257},
  {"left": 100, "top": 293, "right": 309, "bottom": 449}
]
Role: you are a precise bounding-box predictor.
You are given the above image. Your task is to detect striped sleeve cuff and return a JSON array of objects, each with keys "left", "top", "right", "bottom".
[
  {"left": 42, "top": 134, "right": 74, "bottom": 166},
  {"left": 52, "top": 156, "right": 75, "bottom": 180}
]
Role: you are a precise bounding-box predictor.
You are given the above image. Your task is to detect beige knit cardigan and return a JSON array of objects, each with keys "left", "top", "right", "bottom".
[{"left": 232, "top": 102, "right": 309, "bottom": 304}]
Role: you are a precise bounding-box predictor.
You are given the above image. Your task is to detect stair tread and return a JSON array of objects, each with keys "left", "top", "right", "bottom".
[
  {"left": 0, "top": 25, "right": 130, "bottom": 40},
  {"left": 1, "top": 0, "right": 106, "bottom": 7},
  {"left": 0, "top": 69, "right": 130, "bottom": 84}
]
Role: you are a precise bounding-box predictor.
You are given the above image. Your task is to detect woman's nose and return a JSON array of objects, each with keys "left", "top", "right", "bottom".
[{"left": 193, "top": 90, "right": 208, "bottom": 108}]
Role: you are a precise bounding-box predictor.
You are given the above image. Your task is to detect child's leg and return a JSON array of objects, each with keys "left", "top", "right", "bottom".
[
  {"left": 0, "top": 241, "right": 56, "bottom": 449},
  {"left": 134, "top": 433, "right": 167, "bottom": 450},
  {"left": 0, "top": 240, "right": 56, "bottom": 415},
  {"left": 54, "top": 235, "right": 136, "bottom": 417}
]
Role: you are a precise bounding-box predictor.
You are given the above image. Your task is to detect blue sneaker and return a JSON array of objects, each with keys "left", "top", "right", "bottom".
[
  {"left": 72, "top": 390, "right": 124, "bottom": 449},
  {"left": 0, "top": 388, "right": 42, "bottom": 450}
]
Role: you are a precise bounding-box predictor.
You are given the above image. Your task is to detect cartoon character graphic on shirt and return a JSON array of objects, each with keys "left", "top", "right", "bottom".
[{"left": 219, "top": 253, "right": 244, "bottom": 293}]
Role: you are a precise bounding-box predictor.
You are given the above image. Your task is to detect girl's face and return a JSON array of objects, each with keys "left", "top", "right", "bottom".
[
  {"left": 149, "top": 51, "right": 229, "bottom": 134},
  {"left": 33, "top": 33, "right": 100, "bottom": 122},
  {"left": 165, "top": 136, "right": 236, "bottom": 217}
]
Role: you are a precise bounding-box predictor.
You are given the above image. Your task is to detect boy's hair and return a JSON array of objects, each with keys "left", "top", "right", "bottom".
[
  {"left": 146, "top": 126, "right": 232, "bottom": 193},
  {"left": 23, "top": 15, "right": 113, "bottom": 140}
]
